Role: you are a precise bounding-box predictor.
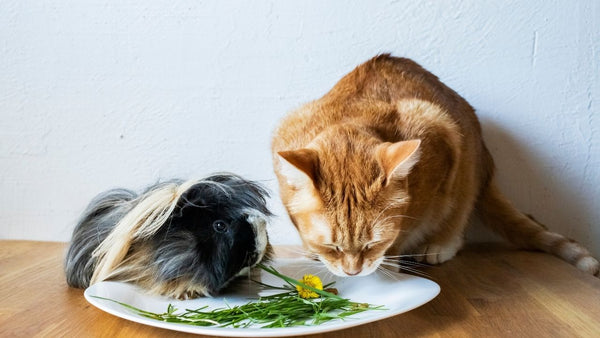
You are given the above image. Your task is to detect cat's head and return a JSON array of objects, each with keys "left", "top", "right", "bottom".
[{"left": 276, "top": 130, "right": 420, "bottom": 277}]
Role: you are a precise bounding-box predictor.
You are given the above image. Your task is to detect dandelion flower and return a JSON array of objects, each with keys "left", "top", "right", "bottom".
[{"left": 296, "top": 274, "right": 323, "bottom": 299}]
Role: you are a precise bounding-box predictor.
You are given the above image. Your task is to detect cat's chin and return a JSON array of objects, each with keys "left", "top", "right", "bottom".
[
  {"left": 319, "top": 258, "right": 381, "bottom": 277},
  {"left": 330, "top": 267, "right": 379, "bottom": 277}
]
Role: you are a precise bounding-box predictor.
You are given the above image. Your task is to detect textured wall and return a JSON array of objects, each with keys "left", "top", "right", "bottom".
[{"left": 1, "top": 1, "right": 598, "bottom": 257}]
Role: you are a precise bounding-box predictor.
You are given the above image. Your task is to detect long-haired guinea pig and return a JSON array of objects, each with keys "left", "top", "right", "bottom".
[{"left": 65, "top": 173, "right": 272, "bottom": 299}]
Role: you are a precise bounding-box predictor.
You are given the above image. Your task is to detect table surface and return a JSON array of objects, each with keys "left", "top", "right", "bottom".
[{"left": 1, "top": 240, "right": 599, "bottom": 338}]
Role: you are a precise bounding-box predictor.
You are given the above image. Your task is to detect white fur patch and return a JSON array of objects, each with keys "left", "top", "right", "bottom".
[
  {"left": 247, "top": 213, "right": 268, "bottom": 263},
  {"left": 575, "top": 256, "right": 600, "bottom": 275},
  {"left": 359, "top": 257, "right": 384, "bottom": 276},
  {"left": 323, "top": 255, "right": 383, "bottom": 277},
  {"left": 308, "top": 214, "right": 332, "bottom": 243},
  {"left": 287, "top": 188, "right": 322, "bottom": 215},
  {"left": 277, "top": 154, "right": 311, "bottom": 188},
  {"left": 559, "top": 242, "right": 585, "bottom": 262},
  {"left": 90, "top": 179, "right": 201, "bottom": 284},
  {"left": 318, "top": 257, "right": 346, "bottom": 277}
]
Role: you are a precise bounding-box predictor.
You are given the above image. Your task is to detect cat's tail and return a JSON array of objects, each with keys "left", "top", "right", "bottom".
[{"left": 476, "top": 180, "right": 599, "bottom": 276}]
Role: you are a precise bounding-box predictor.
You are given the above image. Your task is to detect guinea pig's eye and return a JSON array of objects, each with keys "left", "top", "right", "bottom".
[{"left": 212, "top": 220, "right": 229, "bottom": 233}]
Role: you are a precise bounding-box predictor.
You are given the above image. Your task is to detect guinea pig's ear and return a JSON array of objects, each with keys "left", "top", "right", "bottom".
[{"left": 174, "top": 185, "right": 203, "bottom": 216}]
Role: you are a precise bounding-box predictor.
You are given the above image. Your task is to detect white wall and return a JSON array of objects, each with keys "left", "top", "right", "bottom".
[{"left": 1, "top": 1, "right": 598, "bottom": 257}]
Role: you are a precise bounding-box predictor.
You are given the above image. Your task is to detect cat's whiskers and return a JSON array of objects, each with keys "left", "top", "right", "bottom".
[
  {"left": 316, "top": 267, "right": 335, "bottom": 282},
  {"left": 382, "top": 258, "right": 429, "bottom": 268},
  {"left": 284, "top": 246, "right": 315, "bottom": 256},
  {"left": 268, "top": 246, "right": 331, "bottom": 280},
  {"left": 285, "top": 259, "right": 320, "bottom": 264},
  {"left": 376, "top": 266, "right": 400, "bottom": 280},
  {"left": 371, "top": 206, "right": 417, "bottom": 230},
  {"left": 379, "top": 261, "right": 432, "bottom": 279},
  {"left": 293, "top": 263, "right": 332, "bottom": 282},
  {"left": 275, "top": 246, "right": 320, "bottom": 261},
  {"left": 377, "top": 263, "right": 430, "bottom": 280},
  {"left": 380, "top": 254, "right": 433, "bottom": 278},
  {"left": 383, "top": 255, "right": 431, "bottom": 262},
  {"left": 370, "top": 204, "right": 399, "bottom": 227},
  {"left": 380, "top": 260, "right": 424, "bottom": 269},
  {"left": 294, "top": 265, "right": 319, "bottom": 277},
  {"left": 383, "top": 252, "right": 439, "bottom": 258}
]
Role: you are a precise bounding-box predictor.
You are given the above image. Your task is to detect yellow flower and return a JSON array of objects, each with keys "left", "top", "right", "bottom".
[{"left": 296, "top": 274, "right": 323, "bottom": 299}]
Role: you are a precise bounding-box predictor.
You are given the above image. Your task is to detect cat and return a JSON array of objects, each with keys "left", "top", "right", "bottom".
[{"left": 271, "top": 54, "right": 599, "bottom": 277}]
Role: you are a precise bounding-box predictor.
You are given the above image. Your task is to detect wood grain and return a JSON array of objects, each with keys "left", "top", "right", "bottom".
[{"left": 0, "top": 241, "right": 599, "bottom": 337}]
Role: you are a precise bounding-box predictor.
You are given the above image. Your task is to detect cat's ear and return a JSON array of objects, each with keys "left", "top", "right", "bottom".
[
  {"left": 277, "top": 149, "right": 318, "bottom": 188},
  {"left": 377, "top": 139, "right": 421, "bottom": 182}
]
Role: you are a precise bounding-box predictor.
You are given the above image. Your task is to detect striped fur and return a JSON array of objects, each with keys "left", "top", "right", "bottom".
[
  {"left": 272, "top": 54, "right": 599, "bottom": 277},
  {"left": 477, "top": 182, "right": 599, "bottom": 275}
]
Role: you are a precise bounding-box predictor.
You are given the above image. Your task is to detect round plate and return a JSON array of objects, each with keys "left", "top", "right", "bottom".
[{"left": 85, "top": 258, "right": 439, "bottom": 337}]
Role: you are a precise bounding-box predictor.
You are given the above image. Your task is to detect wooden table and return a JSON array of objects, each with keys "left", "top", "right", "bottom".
[{"left": 1, "top": 240, "right": 599, "bottom": 337}]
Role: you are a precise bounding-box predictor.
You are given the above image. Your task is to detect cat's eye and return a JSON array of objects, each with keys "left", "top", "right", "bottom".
[
  {"left": 212, "top": 220, "right": 229, "bottom": 233},
  {"left": 324, "top": 244, "right": 342, "bottom": 252},
  {"left": 364, "top": 241, "right": 381, "bottom": 251}
]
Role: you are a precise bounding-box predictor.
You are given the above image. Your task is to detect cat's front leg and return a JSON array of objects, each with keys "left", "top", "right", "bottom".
[
  {"left": 414, "top": 234, "right": 464, "bottom": 264},
  {"left": 412, "top": 195, "right": 473, "bottom": 265}
]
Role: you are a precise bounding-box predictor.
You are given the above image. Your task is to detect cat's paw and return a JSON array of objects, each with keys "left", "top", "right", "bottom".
[
  {"left": 575, "top": 256, "right": 599, "bottom": 276},
  {"left": 415, "top": 236, "right": 463, "bottom": 265}
]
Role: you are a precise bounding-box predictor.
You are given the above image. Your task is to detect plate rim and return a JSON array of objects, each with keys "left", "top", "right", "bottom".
[{"left": 84, "top": 259, "right": 440, "bottom": 337}]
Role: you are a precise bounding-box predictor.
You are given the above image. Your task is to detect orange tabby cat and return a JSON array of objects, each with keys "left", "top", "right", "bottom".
[{"left": 272, "top": 54, "right": 599, "bottom": 277}]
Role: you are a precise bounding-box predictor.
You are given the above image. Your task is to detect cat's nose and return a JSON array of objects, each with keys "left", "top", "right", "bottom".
[{"left": 343, "top": 268, "right": 362, "bottom": 276}]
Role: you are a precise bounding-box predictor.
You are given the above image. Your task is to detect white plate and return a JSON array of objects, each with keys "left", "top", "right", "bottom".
[{"left": 84, "top": 258, "right": 440, "bottom": 337}]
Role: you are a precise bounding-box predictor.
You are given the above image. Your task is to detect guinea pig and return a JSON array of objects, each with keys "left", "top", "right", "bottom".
[{"left": 65, "top": 173, "right": 272, "bottom": 299}]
